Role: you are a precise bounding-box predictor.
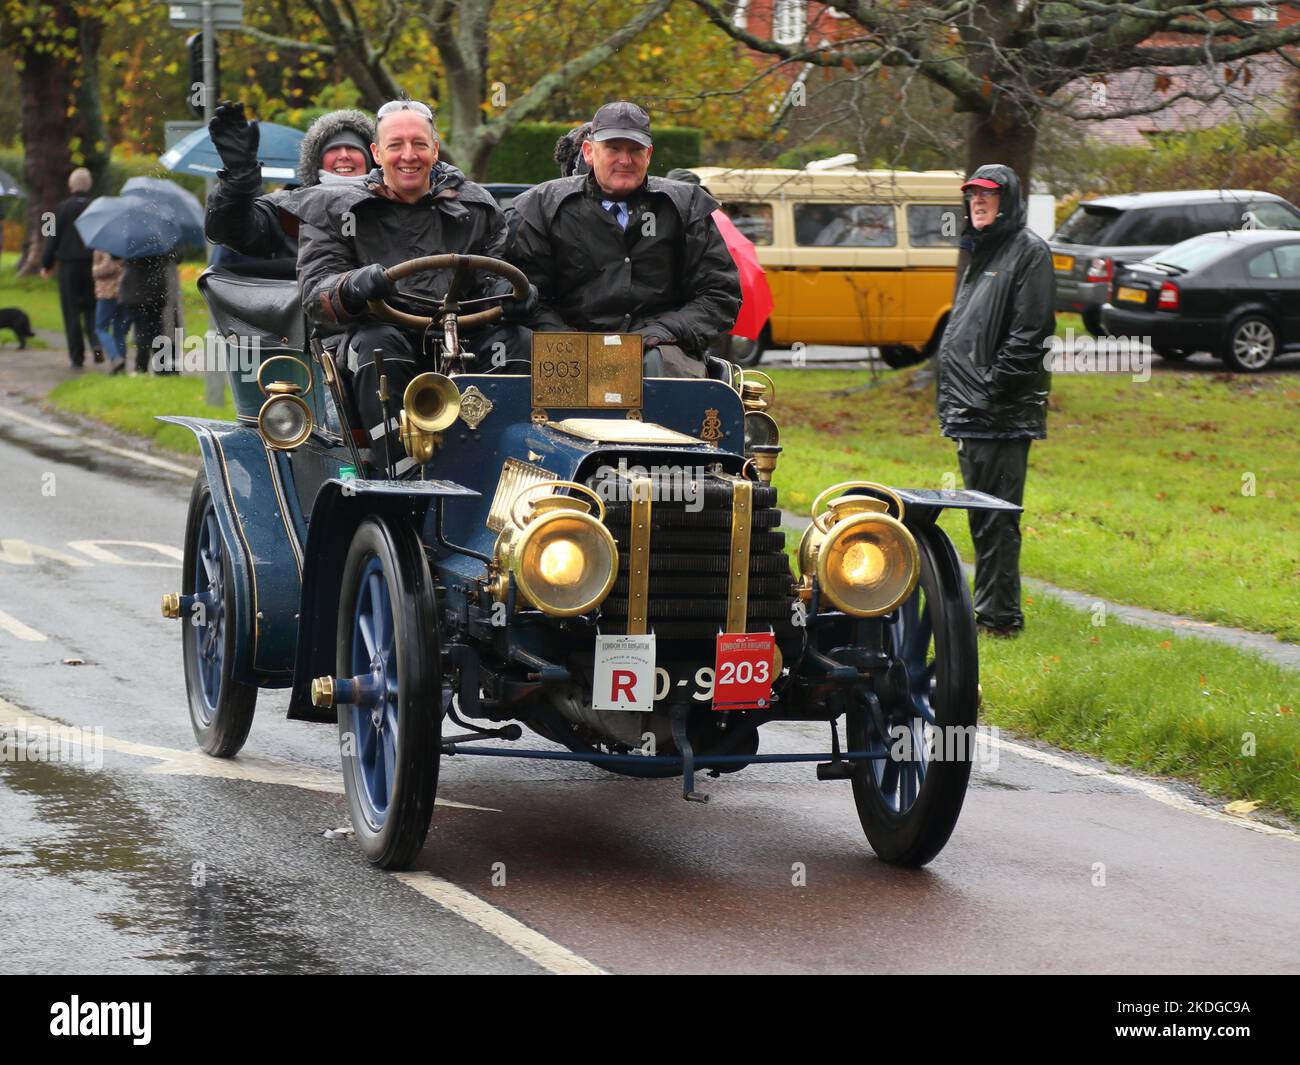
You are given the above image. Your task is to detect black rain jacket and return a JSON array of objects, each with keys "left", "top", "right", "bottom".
[
  {"left": 936, "top": 164, "right": 1054, "bottom": 440},
  {"left": 287, "top": 163, "right": 510, "bottom": 341},
  {"left": 509, "top": 173, "right": 740, "bottom": 356},
  {"left": 204, "top": 109, "right": 375, "bottom": 261},
  {"left": 40, "top": 194, "right": 94, "bottom": 267}
]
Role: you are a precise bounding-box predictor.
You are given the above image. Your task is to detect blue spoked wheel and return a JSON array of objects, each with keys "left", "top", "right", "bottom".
[
  {"left": 182, "top": 471, "right": 257, "bottom": 757},
  {"left": 848, "top": 521, "right": 978, "bottom": 866},
  {"left": 336, "top": 516, "right": 441, "bottom": 869}
]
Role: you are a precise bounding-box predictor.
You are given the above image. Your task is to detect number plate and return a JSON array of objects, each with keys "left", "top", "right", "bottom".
[
  {"left": 712, "top": 632, "right": 775, "bottom": 710},
  {"left": 531, "top": 333, "right": 643, "bottom": 409},
  {"left": 1116, "top": 286, "right": 1147, "bottom": 304},
  {"left": 1052, "top": 254, "right": 1074, "bottom": 272}
]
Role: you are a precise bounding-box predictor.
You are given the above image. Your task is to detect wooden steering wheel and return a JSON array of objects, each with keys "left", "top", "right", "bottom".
[{"left": 366, "top": 253, "right": 531, "bottom": 331}]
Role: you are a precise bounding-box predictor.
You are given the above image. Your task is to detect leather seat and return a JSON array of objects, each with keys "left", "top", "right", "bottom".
[{"left": 199, "top": 263, "right": 305, "bottom": 351}]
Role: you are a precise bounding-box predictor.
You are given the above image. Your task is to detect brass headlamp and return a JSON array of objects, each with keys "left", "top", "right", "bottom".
[
  {"left": 256, "top": 355, "right": 314, "bottom": 451},
  {"left": 491, "top": 481, "right": 618, "bottom": 617},
  {"left": 798, "top": 481, "right": 919, "bottom": 617}
]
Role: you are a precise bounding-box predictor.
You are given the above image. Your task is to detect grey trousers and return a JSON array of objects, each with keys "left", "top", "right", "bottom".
[{"left": 956, "top": 437, "right": 1032, "bottom": 629}]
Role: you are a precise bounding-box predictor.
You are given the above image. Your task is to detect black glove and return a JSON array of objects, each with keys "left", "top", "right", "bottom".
[
  {"left": 500, "top": 283, "right": 538, "bottom": 323},
  {"left": 340, "top": 264, "right": 396, "bottom": 313},
  {"left": 209, "top": 101, "right": 260, "bottom": 175}
]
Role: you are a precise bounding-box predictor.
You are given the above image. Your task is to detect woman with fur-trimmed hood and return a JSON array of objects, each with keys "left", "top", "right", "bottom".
[{"left": 204, "top": 103, "right": 376, "bottom": 260}]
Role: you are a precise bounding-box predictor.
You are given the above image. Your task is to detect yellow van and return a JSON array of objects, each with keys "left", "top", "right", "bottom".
[{"left": 693, "top": 167, "right": 965, "bottom": 366}]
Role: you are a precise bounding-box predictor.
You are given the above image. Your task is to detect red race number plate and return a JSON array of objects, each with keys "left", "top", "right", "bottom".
[{"left": 712, "top": 632, "right": 775, "bottom": 710}]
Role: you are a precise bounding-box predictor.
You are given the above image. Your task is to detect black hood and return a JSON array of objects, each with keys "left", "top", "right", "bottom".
[{"left": 961, "top": 163, "right": 1025, "bottom": 251}]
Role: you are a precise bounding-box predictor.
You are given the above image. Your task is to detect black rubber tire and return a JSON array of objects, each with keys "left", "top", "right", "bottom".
[
  {"left": 712, "top": 329, "right": 767, "bottom": 367},
  {"left": 182, "top": 470, "right": 258, "bottom": 758},
  {"left": 336, "top": 516, "right": 441, "bottom": 870},
  {"left": 880, "top": 345, "right": 929, "bottom": 370},
  {"left": 1081, "top": 308, "right": 1107, "bottom": 337},
  {"left": 848, "top": 522, "right": 978, "bottom": 867},
  {"left": 1219, "top": 314, "right": 1279, "bottom": 373}
]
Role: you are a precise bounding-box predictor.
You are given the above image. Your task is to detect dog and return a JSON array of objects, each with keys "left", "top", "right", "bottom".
[{"left": 0, "top": 308, "right": 34, "bottom": 350}]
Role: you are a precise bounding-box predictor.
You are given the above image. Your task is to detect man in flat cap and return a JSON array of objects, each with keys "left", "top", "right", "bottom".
[{"left": 510, "top": 101, "right": 740, "bottom": 376}]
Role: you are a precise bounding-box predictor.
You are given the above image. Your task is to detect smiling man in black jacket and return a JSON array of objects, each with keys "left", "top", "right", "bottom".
[
  {"left": 509, "top": 102, "right": 740, "bottom": 377},
  {"left": 936, "top": 163, "right": 1055, "bottom": 638}
]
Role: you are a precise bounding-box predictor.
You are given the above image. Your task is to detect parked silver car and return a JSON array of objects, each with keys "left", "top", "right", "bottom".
[{"left": 1050, "top": 189, "right": 1300, "bottom": 336}]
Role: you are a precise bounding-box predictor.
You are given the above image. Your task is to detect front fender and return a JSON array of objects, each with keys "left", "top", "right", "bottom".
[
  {"left": 287, "top": 478, "right": 478, "bottom": 722},
  {"left": 159, "top": 416, "right": 303, "bottom": 685}
]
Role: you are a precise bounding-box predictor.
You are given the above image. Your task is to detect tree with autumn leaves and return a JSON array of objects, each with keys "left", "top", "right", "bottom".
[
  {"left": 1, "top": 0, "right": 115, "bottom": 271},
  {"left": 691, "top": 0, "right": 1300, "bottom": 190}
]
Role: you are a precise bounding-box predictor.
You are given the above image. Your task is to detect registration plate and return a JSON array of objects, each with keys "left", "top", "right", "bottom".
[
  {"left": 1052, "top": 254, "right": 1074, "bottom": 272},
  {"left": 712, "top": 632, "right": 775, "bottom": 710},
  {"left": 1116, "top": 286, "right": 1147, "bottom": 304}
]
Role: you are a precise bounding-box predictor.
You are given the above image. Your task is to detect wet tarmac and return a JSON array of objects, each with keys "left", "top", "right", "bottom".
[{"left": 1, "top": 399, "right": 1298, "bottom": 974}]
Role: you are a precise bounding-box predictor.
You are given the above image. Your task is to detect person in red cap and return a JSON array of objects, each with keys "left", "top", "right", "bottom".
[{"left": 935, "top": 163, "right": 1055, "bottom": 638}]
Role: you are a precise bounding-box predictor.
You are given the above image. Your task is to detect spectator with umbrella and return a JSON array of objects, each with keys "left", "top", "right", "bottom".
[
  {"left": 91, "top": 249, "right": 130, "bottom": 374},
  {"left": 74, "top": 190, "right": 203, "bottom": 373},
  {"left": 40, "top": 167, "right": 102, "bottom": 368}
]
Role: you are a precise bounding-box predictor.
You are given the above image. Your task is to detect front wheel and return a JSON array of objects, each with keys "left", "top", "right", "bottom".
[
  {"left": 182, "top": 470, "right": 257, "bottom": 757},
  {"left": 336, "top": 516, "right": 442, "bottom": 869},
  {"left": 848, "top": 522, "right": 979, "bottom": 866}
]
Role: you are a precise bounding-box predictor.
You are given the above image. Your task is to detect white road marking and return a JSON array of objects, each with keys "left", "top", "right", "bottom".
[
  {"left": 0, "top": 698, "right": 498, "bottom": 812},
  {"left": 0, "top": 539, "right": 92, "bottom": 567},
  {"left": 394, "top": 872, "right": 607, "bottom": 976},
  {"left": 988, "top": 733, "right": 1300, "bottom": 842},
  {"left": 67, "top": 539, "right": 184, "bottom": 567},
  {"left": 0, "top": 695, "right": 585, "bottom": 974},
  {"left": 0, "top": 403, "right": 196, "bottom": 477},
  {"left": 0, "top": 608, "right": 47, "bottom": 642}
]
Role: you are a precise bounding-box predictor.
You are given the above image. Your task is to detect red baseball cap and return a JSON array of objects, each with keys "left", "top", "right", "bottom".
[{"left": 961, "top": 176, "right": 1002, "bottom": 191}]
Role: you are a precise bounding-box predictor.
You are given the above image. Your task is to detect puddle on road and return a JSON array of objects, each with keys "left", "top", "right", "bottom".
[{"left": 0, "top": 754, "right": 333, "bottom": 974}]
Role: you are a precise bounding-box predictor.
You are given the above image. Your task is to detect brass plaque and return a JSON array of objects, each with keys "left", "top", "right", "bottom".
[{"left": 531, "top": 333, "right": 643, "bottom": 410}]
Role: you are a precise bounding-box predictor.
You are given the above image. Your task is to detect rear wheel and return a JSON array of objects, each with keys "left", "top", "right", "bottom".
[
  {"left": 712, "top": 328, "right": 767, "bottom": 367},
  {"left": 336, "top": 516, "right": 442, "bottom": 869},
  {"left": 848, "top": 522, "right": 978, "bottom": 866},
  {"left": 1081, "top": 308, "right": 1108, "bottom": 337},
  {"left": 880, "top": 345, "right": 928, "bottom": 370},
  {"left": 1220, "top": 314, "right": 1278, "bottom": 372},
  {"left": 182, "top": 470, "right": 257, "bottom": 757}
]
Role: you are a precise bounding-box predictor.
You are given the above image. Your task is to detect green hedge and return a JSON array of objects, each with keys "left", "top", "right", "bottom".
[{"left": 484, "top": 122, "right": 701, "bottom": 183}]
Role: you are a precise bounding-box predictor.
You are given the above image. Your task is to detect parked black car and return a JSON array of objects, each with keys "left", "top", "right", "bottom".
[
  {"left": 1051, "top": 190, "right": 1300, "bottom": 337},
  {"left": 1099, "top": 229, "right": 1300, "bottom": 372}
]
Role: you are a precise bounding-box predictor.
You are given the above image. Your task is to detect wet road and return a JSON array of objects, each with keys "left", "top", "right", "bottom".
[{"left": 1, "top": 401, "right": 1297, "bottom": 975}]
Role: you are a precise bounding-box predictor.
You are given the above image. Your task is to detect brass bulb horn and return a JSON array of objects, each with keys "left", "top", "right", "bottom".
[{"left": 399, "top": 372, "right": 462, "bottom": 462}]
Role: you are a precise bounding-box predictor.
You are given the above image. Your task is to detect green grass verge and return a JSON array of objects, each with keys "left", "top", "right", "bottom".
[
  {"left": 46, "top": 374, "right": 233, "bottom": 455},
  {"left": 978, "top": 589, "right": 1299, "bottom": 821},
  {"left": 770, "top": 366, "right": 1300, "bottom": 641}
]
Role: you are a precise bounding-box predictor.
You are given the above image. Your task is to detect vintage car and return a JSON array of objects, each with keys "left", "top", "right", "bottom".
[{"left": 161, "top": 253, "right": 1018, "bottom": 870}]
